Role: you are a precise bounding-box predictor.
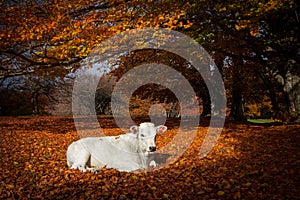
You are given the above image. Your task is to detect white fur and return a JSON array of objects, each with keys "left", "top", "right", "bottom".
[{"left": 66, "top": 122, "right": 167, "bottom": 172}]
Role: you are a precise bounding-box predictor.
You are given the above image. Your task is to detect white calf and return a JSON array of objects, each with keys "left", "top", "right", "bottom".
[{"left": 66, "top": 122, "right": 167, "bottom": 172}]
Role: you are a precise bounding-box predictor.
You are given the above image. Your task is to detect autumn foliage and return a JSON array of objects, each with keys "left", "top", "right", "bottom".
[
  {"left": 0, "top": 116, "right": 299, "bottom": 199},
  {"left": 0, "top": 0, "right": 191, "bottom": 79}
]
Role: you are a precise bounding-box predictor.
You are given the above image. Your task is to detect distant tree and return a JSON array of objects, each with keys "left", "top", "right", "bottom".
[
  {"left": 47, "top": 79, "right": 73, "bottom": 116},
  {"left": 26, "top": 76, "right": 57, "bottom": 114},
  {"left": 110, "top": 49, "right": 206, "bottom": 118},
  {"left": 0, "top": 77, "right": 32, "bottom": 115},
  {"left": 95, "top": 76, "right": 116, "bottom": 115},
  {"left": 0, "top": 76, "right": 57, "bottom": 115}
]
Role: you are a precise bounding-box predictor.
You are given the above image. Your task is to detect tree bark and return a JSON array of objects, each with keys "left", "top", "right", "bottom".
[
  {"left": 230, "top": 88, "right": 247, "bottom": 121},
  {"left": 258, "top": 72, "right": 280, "bottom": 115},
  {"left": 199, "top": 90, "right": 211, "bottom": 117},
  {"left": 275, "top": 71, "right": 300, "bottom": 122},
  {"left": 229, "top": 60, "right": 247, "bottom": 122}
]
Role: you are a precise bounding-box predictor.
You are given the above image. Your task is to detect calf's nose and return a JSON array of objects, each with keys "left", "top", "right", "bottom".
[{"left": 149, "top": 146, "right": 156, "bottom": 152}]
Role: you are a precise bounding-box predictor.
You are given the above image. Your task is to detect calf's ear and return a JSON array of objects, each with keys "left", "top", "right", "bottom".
[
  {"left": 130, "top": 125, "right": 139, "bottom": 134},
  {"left": 156, "top": 125, "right": 167, "bottom": 134}
]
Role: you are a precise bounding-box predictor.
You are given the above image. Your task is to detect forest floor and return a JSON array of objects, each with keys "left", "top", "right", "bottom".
[{"left": 0, "top": 116, "right": 299, "bottom": 199}]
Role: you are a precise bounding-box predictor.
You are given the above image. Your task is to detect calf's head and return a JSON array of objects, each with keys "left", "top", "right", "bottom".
[{"left": 130, "top": 122, "right": 167, "bottom": 153}]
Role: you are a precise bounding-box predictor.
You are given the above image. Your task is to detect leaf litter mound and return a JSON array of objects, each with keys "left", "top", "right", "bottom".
[{"left": 0, "top": 116, "right": 299, "bottom": 199}]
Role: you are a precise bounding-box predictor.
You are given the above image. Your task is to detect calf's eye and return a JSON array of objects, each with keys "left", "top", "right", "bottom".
[{"left": 140, "top": 134, "right": 145, "bottom": 137}]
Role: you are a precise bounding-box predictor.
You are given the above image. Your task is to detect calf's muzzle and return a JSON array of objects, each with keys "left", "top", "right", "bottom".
[{"left": 149, "top": 146, "right": 157, "bottom": 152}]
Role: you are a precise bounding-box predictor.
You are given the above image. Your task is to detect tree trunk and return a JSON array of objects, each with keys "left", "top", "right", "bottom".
[
  {"left": 276, "top": 71, "right": 300, "bottom": 122},
  {"left": 31, "top": 92, "right": 41, "bottom": 115},
  {"left": 229, "top": 60, "right": 247, "bottom": 122},
  {"left": 36, "top": 94, "right": 40, "bottom": 114},
  {"left": 31, "top": 93, "right": 36, "bottom": 114},
  {"left": 258, "top": 72, "right": 280, "bottom": 115},
  {"left": 284, "top": 73, "right": 300, "bottom": 122},
  {"left": 200, "top": 91, "right": 211, "bottom": 117},
  {"left": 230, "top": 89, "right": 247, "bottom": 121}
]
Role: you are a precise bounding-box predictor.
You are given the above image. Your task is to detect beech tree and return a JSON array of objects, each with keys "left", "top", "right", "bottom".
[
  {"left": 187, "top": 0, "right": 299, "bottom": 121},
  {"left": 0, "top": 0, "right": 192, "bottom": 115},
  {"left": 0, "top": 0, "right": 191, "bottom": 80}
]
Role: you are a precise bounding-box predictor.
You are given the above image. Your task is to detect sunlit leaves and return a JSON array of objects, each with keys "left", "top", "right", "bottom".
[
  {"left": 0, "top": 0, "right": 191, "bottom": 78},
  {"left": 232, "top": 0, "right": 289, "bottom": 36}
]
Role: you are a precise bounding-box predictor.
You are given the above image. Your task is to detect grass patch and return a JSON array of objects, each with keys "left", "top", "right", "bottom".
[{"left": 247, "top": 119, "right": 276, "bottom": 123}]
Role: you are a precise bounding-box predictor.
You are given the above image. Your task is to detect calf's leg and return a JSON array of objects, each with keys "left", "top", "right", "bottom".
[{"left": 67, "top": 141, "right": 91, "bottom": 172}]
